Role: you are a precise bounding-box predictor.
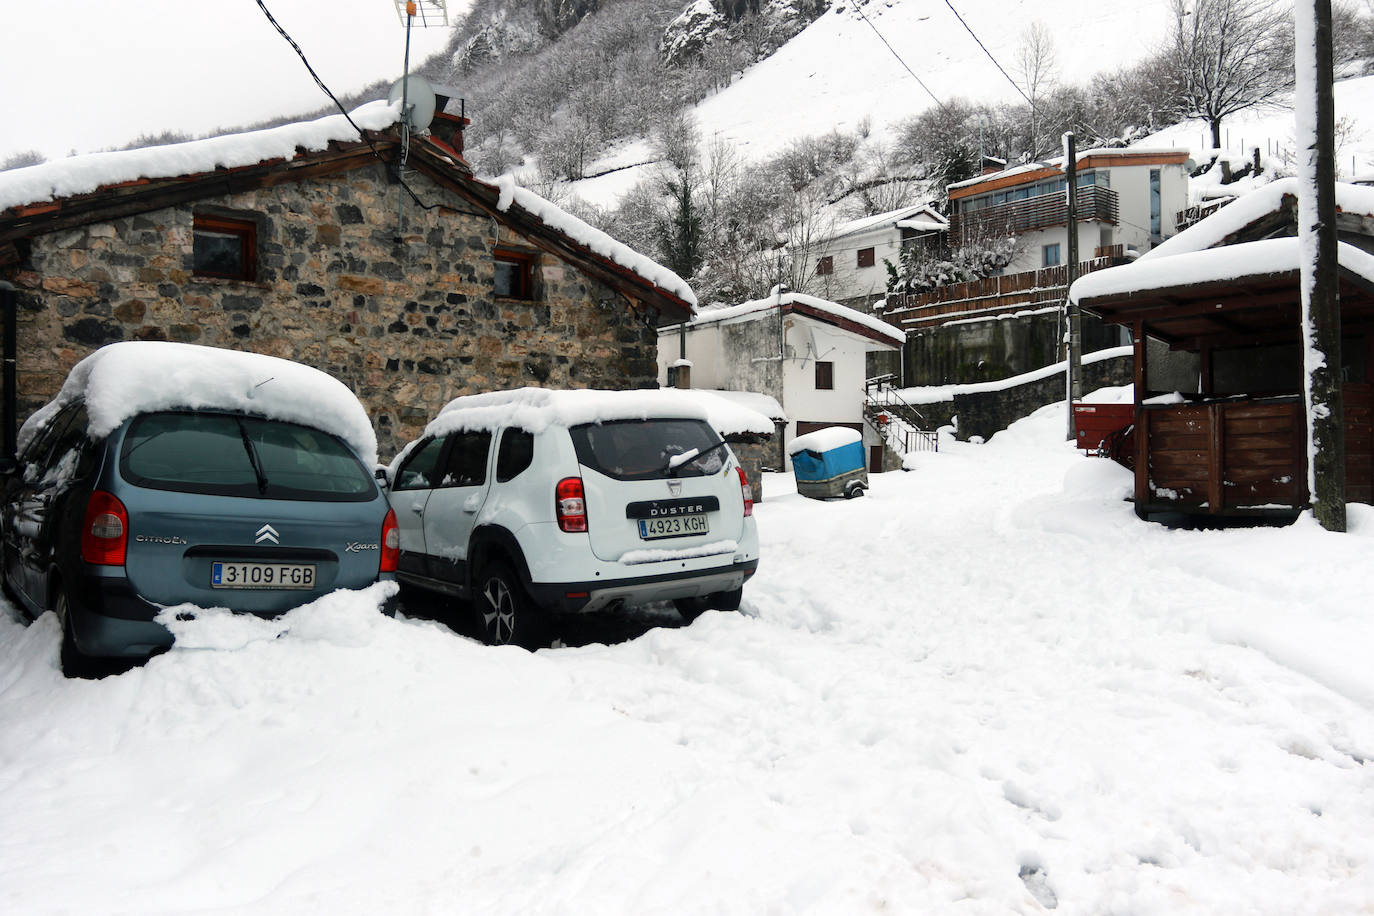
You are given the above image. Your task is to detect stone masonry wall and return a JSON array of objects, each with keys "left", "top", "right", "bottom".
[{"left": 3, "top": 162, "right": 661, "bottom": 460}]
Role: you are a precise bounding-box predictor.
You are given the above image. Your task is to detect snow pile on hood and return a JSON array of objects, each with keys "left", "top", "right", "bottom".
[
  {"left": 0, "top": 101, "right": 402, "bottom": 214},
  {"left": 21, "top": 342, "right": 379, "bottom": 467},
  {"left": 491, "top": 175, "right": 696, "bottom": 308},
  {"left": 787, "top": 425, "right": 861, "bottom": 456}
]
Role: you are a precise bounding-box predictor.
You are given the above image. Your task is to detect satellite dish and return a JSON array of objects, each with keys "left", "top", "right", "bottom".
[{"left": 388, "top": 75, "right": 437, "bottom": 132}]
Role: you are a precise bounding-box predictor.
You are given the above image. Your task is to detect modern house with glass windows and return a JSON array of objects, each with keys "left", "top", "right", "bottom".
[{"left": 946, "top": 149, "right": 1191, "bottom": 274}]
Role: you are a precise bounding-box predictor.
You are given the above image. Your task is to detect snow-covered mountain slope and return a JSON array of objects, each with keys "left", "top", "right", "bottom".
[{"left": 569, "top": 0, "right": 1177, "bottom": 205}]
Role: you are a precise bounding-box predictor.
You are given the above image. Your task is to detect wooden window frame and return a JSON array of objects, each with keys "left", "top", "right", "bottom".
[
  {"left": 815, "top": 360, "right": 834, "bottom": 390},
  {"left": 494, "top": 247, "right": 536, "bottom": 300},
  {"left": 857, "top": 247, "right": 875, "bottom": 268},
  {"left": 192, "top": 214, "right": 258, "bottom": 281},
  {"left": 816, "top": 255, "right": 834, "bottom": 276}
]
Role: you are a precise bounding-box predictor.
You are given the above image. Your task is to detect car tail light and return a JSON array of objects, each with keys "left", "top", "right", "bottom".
[
  {"left": 81, "top": 490, "right": 128, "bottom": 566},
  {"left": 556, "top": 477, "right": 587, "bottom": 532},
  {"left": 737, "top": 467, "right": 754, "bottom": 517},
  {"left": 380, "top": 508, "right": 400, "bottom": 573}
]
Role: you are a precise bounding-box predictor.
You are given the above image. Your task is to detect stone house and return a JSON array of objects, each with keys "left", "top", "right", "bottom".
[
  {"left": 657, "top": 292, "right": 904, "bottom": 471},
  {"left": 0, "top": 100, "right": 694, "bottom": 459}
]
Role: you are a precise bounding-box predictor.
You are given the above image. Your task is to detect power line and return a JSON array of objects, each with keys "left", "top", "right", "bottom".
[
  {"left": 254, "top": 0, "right": 436, "bottom": 210},
  {"left": 852, "top": 3, "right": 945, "bottom": 111},
  {"left": 940, "top": 0, "right": 1033, "bottom": 107}
]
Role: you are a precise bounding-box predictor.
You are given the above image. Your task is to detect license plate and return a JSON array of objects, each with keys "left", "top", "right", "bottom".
[
  {"left": 638, "top": 514, "right": 709, "bottom": 540},
  {"left": 211, "top": 562, "right": 316, "bottom": 589}
]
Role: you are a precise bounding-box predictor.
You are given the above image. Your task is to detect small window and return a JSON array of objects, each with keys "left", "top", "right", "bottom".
[
  {"left": 1042, "top": 243, "right": 1061, "bottom": 267},
  {"left": 815, "top": 361, "right": 834, "bottom": 390},
  {"left": 438, "top": 431, "right": 491, "bottom": 487},
  {"left": 393, "top": 436, "right": 448, "bottom": 491},
  {"left": 816, "top": 255, "right": 834, "bottom": 276},
  {"left": 494, "top": 248, "right": 535, "bottom": 299},
  {"left": 193, "top": 214, "right": 257, "bottom": 281},
  {"left": 496, "top": 428, "right": 535, "bottom": 482},
  {"left": 857, "top": 247, "right": 875, "bottom": 268}
]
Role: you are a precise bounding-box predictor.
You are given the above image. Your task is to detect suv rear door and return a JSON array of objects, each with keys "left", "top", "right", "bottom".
[{"left": 570, "top": 419, "right": 745, "bottom": 563}]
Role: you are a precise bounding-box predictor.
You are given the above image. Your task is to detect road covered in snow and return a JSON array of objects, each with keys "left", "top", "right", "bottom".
[{"left": 3, "top": 397, "right": 1373, "bottom": 914}]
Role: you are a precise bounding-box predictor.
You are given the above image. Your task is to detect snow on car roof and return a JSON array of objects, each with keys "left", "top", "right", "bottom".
[
  {"left": 19, "top": 342, "right": 379, "bottom": 466},
  {"left": 787, "top": 426, "right": 861, "bottom": 456},
  {"left": 423, "top": 387, "right": 731, "bottom": 440}
]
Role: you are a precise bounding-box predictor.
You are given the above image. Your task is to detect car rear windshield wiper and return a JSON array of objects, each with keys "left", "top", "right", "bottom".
[
  {"left": 236, "top": 419, "right": 269, "bottom": 495},
  {"left": 663, "top": 439, "right": 729, "bottom": 477}
]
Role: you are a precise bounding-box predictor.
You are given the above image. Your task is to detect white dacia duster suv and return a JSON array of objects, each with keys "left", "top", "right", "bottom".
[{"left": 386, "top": 388, "right": 760, "bottom": 647}]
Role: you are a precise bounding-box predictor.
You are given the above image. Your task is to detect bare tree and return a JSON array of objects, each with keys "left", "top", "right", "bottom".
[
  {"left": 1015, "top": 21, "right": 1058, "bottom": 159},
  {"left": 1161, "top": 0, "right": 1295, "bottom": 148}
]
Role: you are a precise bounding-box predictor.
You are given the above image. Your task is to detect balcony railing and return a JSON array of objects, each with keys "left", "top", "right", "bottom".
[{"left": 950, "top": 186, "right": 1119, "bottom": 246}]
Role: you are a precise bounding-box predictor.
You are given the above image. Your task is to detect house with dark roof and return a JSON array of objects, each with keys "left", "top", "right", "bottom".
[{"left": 0, "top": 99, "right": 693, "bottom": 458}]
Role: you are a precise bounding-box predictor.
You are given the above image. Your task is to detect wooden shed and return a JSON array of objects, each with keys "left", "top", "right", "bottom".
[{"left": 1073, "top": 235, "right": 1374, "bottom": 521}]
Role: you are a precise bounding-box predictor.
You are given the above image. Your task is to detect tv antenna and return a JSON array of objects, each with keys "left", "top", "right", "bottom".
[{"left": 389, "top": 1, "right": 449, "bottom": 242}]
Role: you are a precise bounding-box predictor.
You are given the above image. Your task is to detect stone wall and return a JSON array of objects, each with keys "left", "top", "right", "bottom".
[
  {"left": 953, "top": 355, "right": 1134, "bottom": 442},
  {"left": 3, "top": 162, "right": 661, "bottom": 459}
]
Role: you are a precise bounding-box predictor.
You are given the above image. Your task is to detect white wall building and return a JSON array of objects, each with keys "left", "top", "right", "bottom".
[
  {"left": 658, "top": 292, "right": 905, "bottom": 469},
  {"left": 947, "top": 149, "right": 1192, "bottom": 274},
  {"left": 800, "top": 203, "right": 948, "bottom": 307}
]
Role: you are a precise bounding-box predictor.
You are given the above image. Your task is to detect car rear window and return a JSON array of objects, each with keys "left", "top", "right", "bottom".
[
  {"left": 570, "top": 418, "right": 724, "bottom": 481},
  {"left": 120, "top": 412, "right": 377, "bottom": 501}
]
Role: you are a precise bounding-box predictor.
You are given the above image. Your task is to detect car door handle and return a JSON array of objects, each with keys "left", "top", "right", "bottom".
[{"left": 410, "top": 503, "right": 425, "bottom": 515}]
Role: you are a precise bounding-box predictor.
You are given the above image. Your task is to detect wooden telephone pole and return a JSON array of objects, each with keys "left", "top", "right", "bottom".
[
  {"left": 1065, "top": 133, "right": 1081, "bottom": 440},
  {"left": 1296, "top": 0, "right": 1346, "bottom": 531}
]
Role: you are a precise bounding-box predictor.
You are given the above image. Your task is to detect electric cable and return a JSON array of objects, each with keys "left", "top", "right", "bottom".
[
  {"left": 254, "top": 0, "right": 438, "bottom": 210},
  {"left": 852, "top": 2, "right": 946, "bottom": 111},
  {"left": 940, "top": 0, "right": 1033, "bottom": 107}
]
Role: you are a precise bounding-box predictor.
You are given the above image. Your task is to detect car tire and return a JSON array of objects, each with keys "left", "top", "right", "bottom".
[
  {"left": 673, "top": 595, "right": 712, "bottom": 623},
  {"left": 844, "top": 481, "right": 865, "bottom": 499},
  {"left": 474, "top": 561, "right": 548, "bottom": 650},
  {"left": 56, "top": 586, "right": 96, "bottom": 679},
  {"left": 712, "top": 587, "right": 743, "bottom": 612}
]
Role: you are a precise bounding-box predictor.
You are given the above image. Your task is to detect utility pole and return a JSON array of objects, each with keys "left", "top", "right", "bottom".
[
  {"left": 1295, "top": 0, "right": 1345, "bottom": 530},
  {"left": 1064, "top": 132, "right": 1081, "bottom": 440}
]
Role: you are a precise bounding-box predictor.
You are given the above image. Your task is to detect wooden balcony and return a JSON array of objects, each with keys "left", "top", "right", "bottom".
[{"left": 949, "top": 186, "right": 1119, "bottom": 246}]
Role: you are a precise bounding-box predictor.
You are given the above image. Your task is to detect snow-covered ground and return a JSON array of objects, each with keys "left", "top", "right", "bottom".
[{"left": 4, "top": 394, "right": 1374, "bottom": 914}]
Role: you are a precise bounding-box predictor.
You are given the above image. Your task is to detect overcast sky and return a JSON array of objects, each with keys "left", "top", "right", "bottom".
[{"left": 1, "top": 0, "right": 458, "bottom": 163}]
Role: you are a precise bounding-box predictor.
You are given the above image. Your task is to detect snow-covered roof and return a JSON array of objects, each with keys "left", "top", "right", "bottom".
[
  {"left": 0, "top": 104, "right": 693, "bottom": 312},
  {"left": 787, "top": 425, "right": 861, "bottom": 456},
  {"left": 0, "top": 101, "right": 404, "bottom": 214},
  {"left": 1072, "top": 237, "right": 1374, "bottom": 302},
  {"left": 825, "top": 204, "right": 946, "bottom": 242},
  {"left": 417, "top": 386, "right": 781, "bottom": 442},
  {"left": 493, "top": 176, "right": 696, "bottom": 308},
  {"left": 19, "top": 342, "right": 380, "bottom": 467},
  {"left": 1141, "top": 178, "right": 1374, "bottom": 262},
  {"left": 674, "top": 292, "right": 905, "bottom": 346},
  {"left": 895, "top": 217, "right": 948, "bottom": 232},
  {"left": 947, "top": 147, "right": 1190, "bottom": 194}
]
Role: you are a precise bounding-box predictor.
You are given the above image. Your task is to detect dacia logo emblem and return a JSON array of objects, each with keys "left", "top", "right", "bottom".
[
  {"left": 255, "top": 524, "right": 280, "bottom": 545},
  {"left": 667, "top": 480, "right": 682, "bottom": 496}
]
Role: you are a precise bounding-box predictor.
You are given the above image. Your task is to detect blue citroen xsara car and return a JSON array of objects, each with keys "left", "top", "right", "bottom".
[{"left": 0, "top": 343, "right": 399, "bottom": 676}]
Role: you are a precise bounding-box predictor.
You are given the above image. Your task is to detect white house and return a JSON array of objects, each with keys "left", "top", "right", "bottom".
[
  {"left": 947, "top": 148, "right": 1192, "bottom": 274},
  {"left": 658, "top": 292, "right": 906, "bottom": 469},
  {"left": 800, "top": 203, "right": 948, "bottom": 307}
]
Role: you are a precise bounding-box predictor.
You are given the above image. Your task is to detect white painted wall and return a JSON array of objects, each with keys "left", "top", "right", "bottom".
[{"left": 809, "top": 225, "right": 904, "bottom": 303}]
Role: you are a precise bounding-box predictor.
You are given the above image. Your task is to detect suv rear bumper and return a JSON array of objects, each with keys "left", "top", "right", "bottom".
[{"left": 528, "top": 558, "right": 758, "bottom": 614}]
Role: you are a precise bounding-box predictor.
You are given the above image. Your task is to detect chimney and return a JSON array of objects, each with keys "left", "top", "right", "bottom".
[{"left": 430, "top": 85, "right": 469, "bottom": 154}]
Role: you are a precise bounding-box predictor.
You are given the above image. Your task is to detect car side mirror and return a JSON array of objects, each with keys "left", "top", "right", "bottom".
[{"left": 374, "top": 466, "right": 391, "bottom": 489}]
